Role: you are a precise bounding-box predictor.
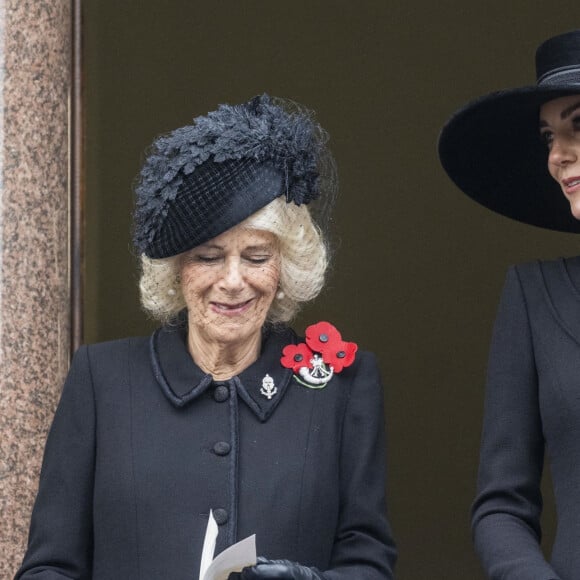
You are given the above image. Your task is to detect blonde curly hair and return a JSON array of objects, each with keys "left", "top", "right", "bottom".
[{"left": 139, "top": 197, "right": 328, "bottom": 325}]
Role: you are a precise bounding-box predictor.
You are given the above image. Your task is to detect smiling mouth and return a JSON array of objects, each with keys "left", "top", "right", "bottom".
[
  {"left": 559, "top": 177, "right": 580, "bottom": 197},
  {"left": 211, "top": 299, "right": 253, "bottom": 313}
]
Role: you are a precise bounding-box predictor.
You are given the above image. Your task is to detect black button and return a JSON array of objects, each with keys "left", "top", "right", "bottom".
[
  {"left": 336, "top": 351, "right": 346, "bottom": 358},
  {"left": 294, "top": 354, "right": 303, "bottom": 362},
  {"left": 213, "top": 508, "right": 228, "bottom": 525},
  {"left": 213, "top": 385, "right": 229, "bottom": 402},
  {"left": 213, "top": 441, "right": 231, "bottom": 456}
]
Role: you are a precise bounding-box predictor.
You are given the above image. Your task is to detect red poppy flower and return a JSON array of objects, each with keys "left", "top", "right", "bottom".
[
  {"left": 305, "top": 321, "right": 342, "bottom": 354},
  {"left": 322, "top": 340, "right": 358, "bottom": 373},
  {"left": 280, "top": 343, "right": 314, "bottom": 373}
]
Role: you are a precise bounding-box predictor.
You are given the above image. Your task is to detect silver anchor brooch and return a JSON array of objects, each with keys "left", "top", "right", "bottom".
[{"left": 260, "top": 374, "right": 277, "bottom": 399}]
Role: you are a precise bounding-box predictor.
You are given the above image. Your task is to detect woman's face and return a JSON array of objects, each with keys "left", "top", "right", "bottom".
[
  {"left": 180, "top": 224, "right": 280, "bottom": 348},
  {"left": 540, "top": 95, "right": 580, "bottom": 219}
]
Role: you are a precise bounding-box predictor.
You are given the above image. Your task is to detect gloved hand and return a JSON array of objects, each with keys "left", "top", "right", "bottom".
[{"left": 231, "top": 557, "right": 325, "bottom": 579}]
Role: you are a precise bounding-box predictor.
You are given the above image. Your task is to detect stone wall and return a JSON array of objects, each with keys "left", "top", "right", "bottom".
[{"left": 0, "top": 0, "right": 72, "bottom": 575}]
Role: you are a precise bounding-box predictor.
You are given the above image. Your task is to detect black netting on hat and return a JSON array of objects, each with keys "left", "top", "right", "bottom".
[
  {"left": 147, "top": 158, "right": 283, "bottom": 258},
  {"left": 133, "top": 94, "right": 337, "bottom": 258}
]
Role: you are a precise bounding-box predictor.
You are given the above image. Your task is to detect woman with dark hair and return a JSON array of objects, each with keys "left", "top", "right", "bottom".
[
  {"left": 439, "top": 30, "right": 580, "bottom": 580},
  {"left": 16, "top": 95, "right": 396, "bottom": 579}
]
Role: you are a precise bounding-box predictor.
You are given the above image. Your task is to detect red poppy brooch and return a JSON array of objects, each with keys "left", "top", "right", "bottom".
[{"left": 280, "top": 321, "right": 358, "bottom": 389}]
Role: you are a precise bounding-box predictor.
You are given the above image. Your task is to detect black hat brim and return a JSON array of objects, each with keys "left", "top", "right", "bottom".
[{"left": 438, "top": 85, "right": 580, "bottom": 232}]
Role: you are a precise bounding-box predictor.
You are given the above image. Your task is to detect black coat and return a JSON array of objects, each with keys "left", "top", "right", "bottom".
[
  {"left": 16, "top": 324, "right": 396, "bottom": 579},
  {"left": 472, "top": 257, "right": 580, "bottom": 579}
]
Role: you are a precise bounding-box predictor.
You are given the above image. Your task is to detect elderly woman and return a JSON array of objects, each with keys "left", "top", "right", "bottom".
[
  {"left": 439, "top": 31, "right": 580, "bottom": 580},
  {"left": 16, "top": 95, "right": 396, "bottom": 579}
]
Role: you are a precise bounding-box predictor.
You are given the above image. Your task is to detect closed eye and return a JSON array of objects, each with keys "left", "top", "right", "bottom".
[
  {"left": 195, "top": 255, "right": 222, "bottom": 263},
  {"left": 245, "top": 255, "right": 272, "bottom": 264}
]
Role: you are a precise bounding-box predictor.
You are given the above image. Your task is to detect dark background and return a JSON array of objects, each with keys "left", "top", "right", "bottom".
[{"left": 83, "top": 2, "right": 580, "bottom": 578}]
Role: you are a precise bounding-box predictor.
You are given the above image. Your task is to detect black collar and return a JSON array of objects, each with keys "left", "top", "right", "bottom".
[{"left": 149, "top": 325, "right": 297, "bottom": 422}]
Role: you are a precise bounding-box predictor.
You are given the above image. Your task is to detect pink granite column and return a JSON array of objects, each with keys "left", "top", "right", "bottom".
[{"left": 0, "top": 0, "right": 72, "bottom": 575}]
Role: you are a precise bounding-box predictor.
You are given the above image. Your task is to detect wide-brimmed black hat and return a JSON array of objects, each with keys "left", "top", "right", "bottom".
[
  {"left": 438, "top": 30, "right": 580, "bottom": 232},
  {"left": 134, "top": 94, "right": 334, "bottom": 258}
]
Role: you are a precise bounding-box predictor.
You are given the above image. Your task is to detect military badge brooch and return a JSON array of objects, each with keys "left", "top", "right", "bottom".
[{"left": 280, "top": 321, "right": 358, "bottom": 389}]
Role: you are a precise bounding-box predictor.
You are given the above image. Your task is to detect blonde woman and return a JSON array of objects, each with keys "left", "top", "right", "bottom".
[{"left": 16, "top": 95, "right": 396, "bottom": 579}]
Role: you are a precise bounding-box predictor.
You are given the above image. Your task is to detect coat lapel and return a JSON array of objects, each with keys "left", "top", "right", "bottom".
[
  {"left": 236, "top": 326, "right": 296, "bottom": 422},
  {"left": 150, "top": 326, "right": 212, "bottom": 407},
  {"left": 150, "top": 324, "right": 297, "bottom": 421},
  {"left": 539, "top": 257, "right": 580, "bottom": 347}
]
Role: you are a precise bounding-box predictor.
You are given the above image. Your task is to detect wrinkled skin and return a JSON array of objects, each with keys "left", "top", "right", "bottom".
[{"left": 180, "top": 225, "right": 280, "bottom": 379}]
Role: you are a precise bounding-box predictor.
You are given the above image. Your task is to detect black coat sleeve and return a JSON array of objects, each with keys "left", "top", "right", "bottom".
[
  {"left": 471, "top": 266, "right": 560, "bottom": 580},
  {"left": 15, "top": 346, "right": 96, "bottom": 579},
  {"left": 325, "top": 351, "right": 397, "bottom": 580}
]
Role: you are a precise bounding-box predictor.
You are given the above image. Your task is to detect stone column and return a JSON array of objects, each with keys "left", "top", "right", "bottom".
[{"left": 0, "top": 0, "right": 72, "bottom": 575}]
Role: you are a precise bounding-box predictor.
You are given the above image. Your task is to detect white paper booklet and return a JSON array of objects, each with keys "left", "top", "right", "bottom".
[{"left": 199, "top": 510, "right": 257, "bottom": 580}]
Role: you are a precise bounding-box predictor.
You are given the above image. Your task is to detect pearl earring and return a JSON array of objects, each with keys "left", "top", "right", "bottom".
[
  {"left": 168, "top": 274, "right": 180, "bottom": 297},
  {"left": 276, "top": 289, "right": 285, "bottom": 300}
]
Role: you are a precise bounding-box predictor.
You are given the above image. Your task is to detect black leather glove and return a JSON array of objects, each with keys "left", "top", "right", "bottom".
[{"left": 233, "top": 557, "right": 325, "bottom": 579}]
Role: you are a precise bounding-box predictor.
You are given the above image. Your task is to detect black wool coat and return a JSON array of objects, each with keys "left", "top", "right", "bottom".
[
  {"left": 16, "top": 324, "right": 396, "bottom": 579},
  {"left": 472, "top": 257, "right": 580, "bottom": 580}
]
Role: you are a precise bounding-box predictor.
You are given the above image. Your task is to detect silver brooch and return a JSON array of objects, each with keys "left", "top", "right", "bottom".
[
  {"left": 260, "top": 374, "right": 277, "bottom": 399},
  {"left": 295, "top": 354, "right": 334, "bottom": 389}
]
